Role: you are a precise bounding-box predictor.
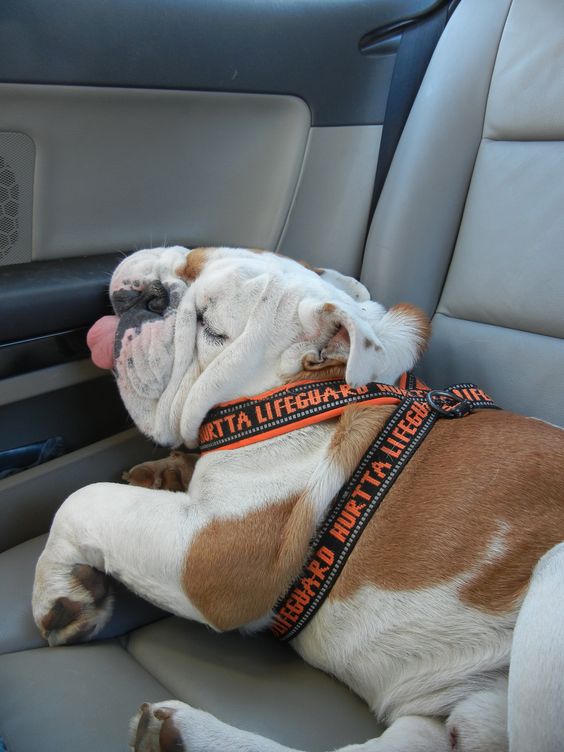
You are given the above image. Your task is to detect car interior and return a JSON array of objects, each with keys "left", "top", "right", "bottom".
[{"left": 1, "top": 0, "right": 563, "bottom": 749}]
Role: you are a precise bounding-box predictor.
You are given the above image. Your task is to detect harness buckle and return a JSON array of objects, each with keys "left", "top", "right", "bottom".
[{"left": 426, "top": 390, "right": 472, "bottom": 419}]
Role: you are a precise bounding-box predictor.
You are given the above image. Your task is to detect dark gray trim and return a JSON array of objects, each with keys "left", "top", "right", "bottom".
[
  {"left": 0, "top": 254, "right": 120, "bottom": 344},
  {"left": 1, "top": 0, "right": 438, "bottom": 126}
]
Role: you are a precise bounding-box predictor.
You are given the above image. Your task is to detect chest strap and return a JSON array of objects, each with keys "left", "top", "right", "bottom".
[{"left": 270, "top": 377, "right": 499, "bottom": 641}]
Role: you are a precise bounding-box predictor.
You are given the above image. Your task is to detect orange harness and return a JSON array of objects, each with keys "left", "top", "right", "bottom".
[{"left": 198, "top": 373, "right": 499, "bottom": 640}]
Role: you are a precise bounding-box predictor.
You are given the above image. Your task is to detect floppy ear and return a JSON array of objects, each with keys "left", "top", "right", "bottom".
[
  {"left": 298, "top": 299, "right": 430, "bottom": 387},
  {"left": 177, "top": 273, "right": 286, "bottom": 447},
  {"left": 297, "top": 260, "right": 371, "bottom": 302},
  {"left": 314, "top": 267, "right": 371, "bottom": 302}
]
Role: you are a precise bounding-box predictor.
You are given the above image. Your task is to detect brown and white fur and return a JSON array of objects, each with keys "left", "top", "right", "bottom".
[{"left": 32, "top": 247, "right": 564, "bottom": 752}]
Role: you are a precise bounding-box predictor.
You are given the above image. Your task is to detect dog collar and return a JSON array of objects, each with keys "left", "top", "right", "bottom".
[{"left": 198, "top": 372, "right": 430, "bottom": 453}]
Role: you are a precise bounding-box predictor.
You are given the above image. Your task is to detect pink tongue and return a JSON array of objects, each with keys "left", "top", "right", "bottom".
[{"left": 87, "top": 315, "right": 120, "bottom": 370}]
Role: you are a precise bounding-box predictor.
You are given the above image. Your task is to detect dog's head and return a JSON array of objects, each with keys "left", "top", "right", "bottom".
[{"left": 87, "top": 246, "right": 430, "bottom": 447}]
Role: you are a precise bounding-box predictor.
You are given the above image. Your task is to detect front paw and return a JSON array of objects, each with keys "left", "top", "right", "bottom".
[
  {"left": 123, "top": 450, "right": 197, "bottom": 491},
  {"left": 129, "top": 701, "right": 292, "bottom": 752},
  {"left": 33, "top": 559, "right": 113, "bottom": 646},
  {"left": 129, "top": 702, "right": 186, "bottom": 752}
]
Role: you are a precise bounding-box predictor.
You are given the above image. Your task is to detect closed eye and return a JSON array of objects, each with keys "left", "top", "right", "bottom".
[
  {"left": 203, "top": 326, "right": 228, "bottom": 345},
  {"left": 196, "top": 307, "right": 228, "bottom": 345}
]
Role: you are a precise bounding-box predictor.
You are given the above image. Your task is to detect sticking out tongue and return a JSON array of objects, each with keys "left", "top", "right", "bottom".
[{"left": 87, "top": 315, "right": 119, "bottom": 370}]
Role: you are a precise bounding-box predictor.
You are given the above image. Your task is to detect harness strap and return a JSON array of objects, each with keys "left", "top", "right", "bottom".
[
  {"left": 270, "top": 380, "right": 499, "bottom": 641},
  {"left": 196, "top": 371, "right": 498, "bottom": 640}
]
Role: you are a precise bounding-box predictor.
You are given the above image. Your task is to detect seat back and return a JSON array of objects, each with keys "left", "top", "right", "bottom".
[{"left": 362, "top": 0, "right": 564, "bottom": 427}]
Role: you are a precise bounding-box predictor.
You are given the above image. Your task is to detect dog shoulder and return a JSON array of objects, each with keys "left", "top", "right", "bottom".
[{"left": 328, "top": 408, "right": 564, "bottom": 614}]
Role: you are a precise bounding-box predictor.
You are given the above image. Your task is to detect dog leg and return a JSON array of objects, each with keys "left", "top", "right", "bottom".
[
  {"left": 446, "top": 677, "right": 508, "bottom": 751},
  {"left": 508, "top": 541, "right": 564, "bottom": 752},
  {"left": 124, "top": 450, "right": 198, "bottom": 491},
  {"left": 32, "top": 482, "right": 204, "bottom": 646},
  {"left": 129, "top": 701, "right": 448, "bottom": 752}
]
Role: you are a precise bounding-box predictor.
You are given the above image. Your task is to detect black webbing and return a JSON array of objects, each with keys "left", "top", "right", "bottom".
[{"left": 366, "top": 0, "right": 463, "bottom": 231}]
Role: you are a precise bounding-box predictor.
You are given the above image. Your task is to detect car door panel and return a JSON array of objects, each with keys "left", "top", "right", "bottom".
[{"left": 0, "top": 85, "right": 309, "bottom": 262}]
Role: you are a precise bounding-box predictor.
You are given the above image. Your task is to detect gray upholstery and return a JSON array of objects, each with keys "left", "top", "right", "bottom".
[
  {"left": 0, "top": 643, "right": 171, "bottom": 752},
  {"left": 0, "top": 537, "right": 47, "bottom": 654},
  {"left": 2, "top": 0, "right": 563, "bottom": 750},
  {"left": 363, "top": 0, "right": 564, "bottom": 427},
  {"left": 0, "top": 85, "right": 309, "bottom": 261},
  {"left": 362, "top": 0, "right": 512, "bottom": 316}
]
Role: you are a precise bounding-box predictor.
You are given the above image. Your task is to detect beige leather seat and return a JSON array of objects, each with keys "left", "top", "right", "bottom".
[{"left": 1, "top": 0, "right": 563, "bottom": 749}]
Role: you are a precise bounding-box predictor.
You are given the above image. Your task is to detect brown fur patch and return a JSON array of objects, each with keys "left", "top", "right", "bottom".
[
  {"left": 134, "top": 704, "right": 152, "bottom": 752},
  {"left": 286, "top": 363, "right": 347, "bottom": 383},
  {"left": 297, "top": 259, "right": 323, "bottom": 275},
  {"left": 183, "top": 493, "right": 316, "bottom": 630},
  {"left": 156, "top": 709, "right": 186, "bottom": 752},
  {"left": 177, "top": 247, "right": 213, "bottom": 282},
  {"left": 72, "top": 564, "right": 109, "bottom": 604},
  {"left": 41, "top": 597, "right": 82, "bottom": 633},
  {"left": 330, "top": 404, "right": 395, "bottom": 479},
  {"left": 124, "top": 451, "right": 197, "bottom": 491},
  {"left": 389, "top": 302, "right": 431, "bottom": 357},
  {"left": 301, "top": 352, "right": 347, "bottom": 373},
  {"left": 328, "top": 407, "right": 564, "bottom": 615}
]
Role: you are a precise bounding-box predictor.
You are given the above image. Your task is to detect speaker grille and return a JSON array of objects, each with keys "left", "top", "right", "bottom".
[{"left": 0, "top": 132, "right": 34, "bottom": 266}]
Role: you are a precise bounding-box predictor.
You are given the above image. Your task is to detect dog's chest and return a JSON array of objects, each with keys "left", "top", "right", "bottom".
[{"left": 292, "top": 580, "right": 515, "bottom": 721}]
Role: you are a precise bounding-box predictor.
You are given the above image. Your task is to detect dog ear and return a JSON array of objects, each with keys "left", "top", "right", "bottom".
[
  {"left": 315, "top": 267, "right": 371, "bottom": 303},
  {"left": 297, "top": 260, "right": 370, "bottom": 303},
  {"left": 298, "top": 299, "right": 430, "bottom": 387}
]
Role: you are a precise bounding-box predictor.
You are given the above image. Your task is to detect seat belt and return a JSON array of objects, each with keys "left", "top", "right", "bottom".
[{"left": 366, "top": 0, "right": 462, "bottom": 230}]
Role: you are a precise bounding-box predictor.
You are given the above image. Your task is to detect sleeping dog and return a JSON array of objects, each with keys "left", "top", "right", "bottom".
[{"left": 32, "top": 247, "right": 564, "bottom": 752}]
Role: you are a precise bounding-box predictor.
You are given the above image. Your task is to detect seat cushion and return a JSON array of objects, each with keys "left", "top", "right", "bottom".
[
  {"left": 0, "top": 536, "right": 383, "bottom": 751},
  {"left": 0, "top": 641, "right": 171, "bottom": 752}
]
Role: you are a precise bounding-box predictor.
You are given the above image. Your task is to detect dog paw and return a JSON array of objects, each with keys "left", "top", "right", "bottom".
[
  {"left": 34, "top": 562, "right": 113, "bottom": 647},
  {"left": 129, "top": 702, "right": 186, "bottom": 752},
  {"left": 123, "top": 451, "right": 197, "bottom": 491}
]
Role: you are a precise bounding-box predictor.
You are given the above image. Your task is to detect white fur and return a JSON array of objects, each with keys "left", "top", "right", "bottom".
[
  {"left": 294, "top": 582, "right": 514, "bottom": 723},
  {"left": 447, "top": 678, "right": 509, "bottom": 752},
  {"left": 507, "top": 542, "right": 564, "bottom": 752},
  {"left": 32, "top": 247, "right": 563, "bottom": 751}
]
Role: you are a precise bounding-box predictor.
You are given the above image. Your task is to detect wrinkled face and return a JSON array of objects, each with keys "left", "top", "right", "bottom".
[{"left": 87, "top": 246, "right": 428, "bottom": 448}]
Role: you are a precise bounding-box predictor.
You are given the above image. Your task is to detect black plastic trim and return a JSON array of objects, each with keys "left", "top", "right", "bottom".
[
  {"left": 0, "top": 254, "right": 119, "bottom": 345},
  {"left": 1, "top": 0, "right": 440, "bottom": 126},
  {"left": 360, "top": 0, "right": 450, "bottom": 52}
]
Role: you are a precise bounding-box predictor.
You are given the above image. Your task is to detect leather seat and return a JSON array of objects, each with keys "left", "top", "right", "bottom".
[
  {"left": 363, "top": 0, "right": 564, "bottom": 426},
  {"left": 2, "top": 0, "right": 563, "bottom": 749}
]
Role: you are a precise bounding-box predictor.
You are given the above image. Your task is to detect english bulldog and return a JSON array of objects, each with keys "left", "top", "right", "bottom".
[{"left": 32, "top": 246, "right": 564, "bottom": 752}]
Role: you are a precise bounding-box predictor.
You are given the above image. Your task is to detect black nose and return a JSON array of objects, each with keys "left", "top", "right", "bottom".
[
  {"left": 144, "top": 281, "right": 169, "bottom": 315},
  {"left": 112, "top": 288, "right": 142, "bottom": 315},
  {"left": 112, "top": 281, "right": 169, "bottom": 316}
]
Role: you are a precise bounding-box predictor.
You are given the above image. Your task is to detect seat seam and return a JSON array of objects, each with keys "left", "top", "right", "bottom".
[{"left": 432, "top": 310, "right": 564, "bottom": 342}]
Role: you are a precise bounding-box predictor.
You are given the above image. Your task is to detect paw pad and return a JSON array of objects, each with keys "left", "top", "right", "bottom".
[{"left": 133, "top": 703, "right": 186, "bottom": 752}]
